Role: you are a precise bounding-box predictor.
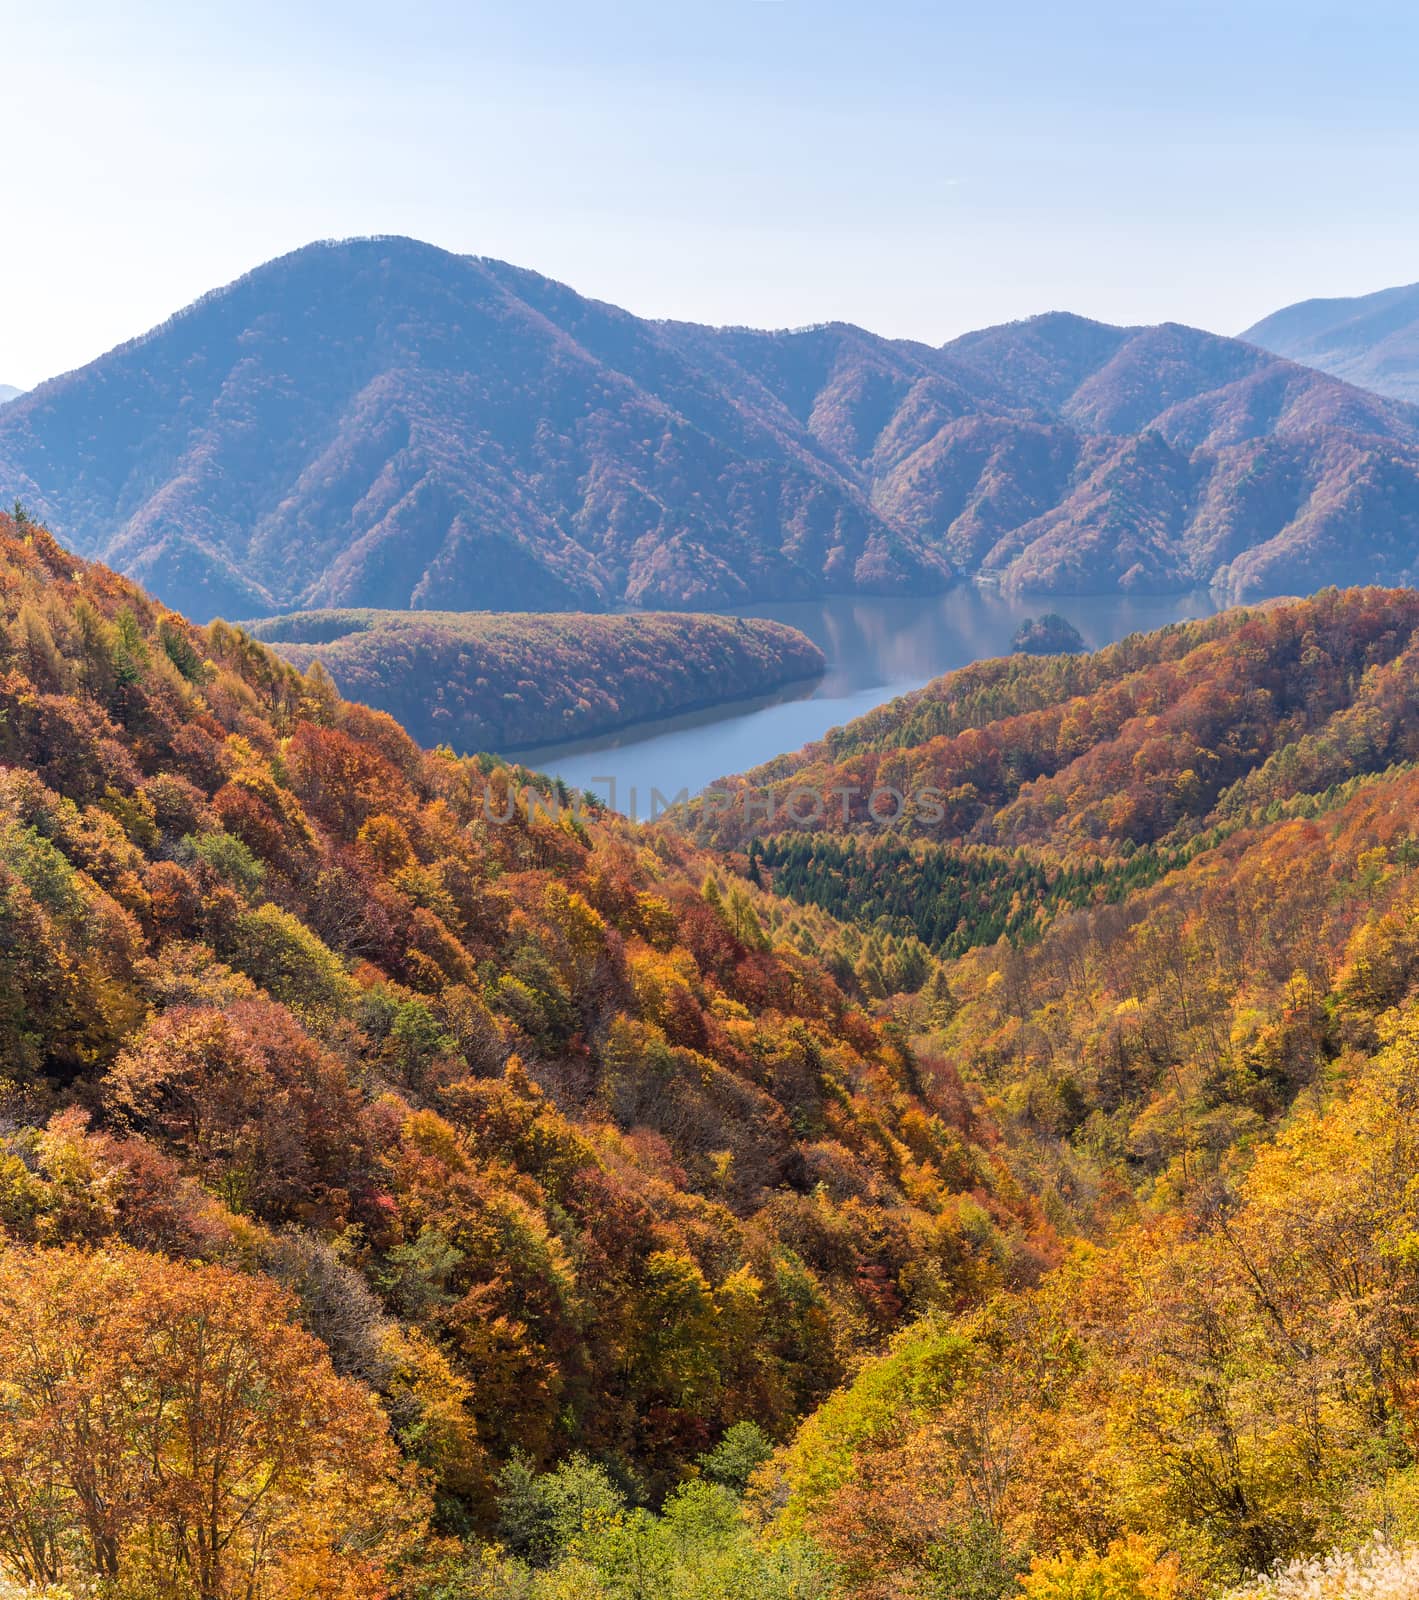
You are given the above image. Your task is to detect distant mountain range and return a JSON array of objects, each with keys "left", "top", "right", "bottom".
[
  {"left": 0, "top": 385, "right": 23, "bottom": 406},
  {"left": 1244, "top": 282, "right": 1419, "bottom": 403},
  {"left": 5, "top": 236, "right": 1419, "bottom": 620}
]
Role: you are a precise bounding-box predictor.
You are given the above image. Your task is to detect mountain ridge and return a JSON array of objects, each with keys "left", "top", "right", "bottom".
[
  {"left": 6, "top": 237, "right": 1419, "bottom": 619},
  {"left": 1243, "top": 279, "right": 1419, "bottom": 403},
  {"left": 693, "top": 587, "right": 1419, "bottom": 860}
]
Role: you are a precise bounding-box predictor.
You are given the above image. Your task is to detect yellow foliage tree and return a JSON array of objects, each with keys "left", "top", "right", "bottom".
[{"left": 0, "top": 1243, "right": 428, "bottom": 1598}]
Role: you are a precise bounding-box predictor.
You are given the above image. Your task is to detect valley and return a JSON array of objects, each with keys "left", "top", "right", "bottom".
[
  {"left": 520, "top": 586, "right": 1216, "bottom": 804},
  {"left": 13, "top": 6, "right": 1419, "bottom": 1595}
]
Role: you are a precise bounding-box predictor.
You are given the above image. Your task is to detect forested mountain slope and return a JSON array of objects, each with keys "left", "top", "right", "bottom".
[
  {"left": 245, "top": 607, "right": 824, "bottom": 752},
  {"left": 0, "top": 240, "right": 945, "bottom": 620},
  {"left": 5, "top": 237, "right": 1419, "bottom": 617},
  {"left": 1244, "top": 280, "right": 1419, "bottom": 403},
  {"left": 0, "top": 513, "right": 1038, "bottom": 1595},
  {"left": 699, "top": 587, "right": 1419, "bottom": 855},
  {"left": 695, "top": 586, "right": 1419, "bottom": 1209},
  {"left": 668, "top": 603, "right": 1419, "bottom": 1598},
  {"left": 755, "top": 715, "right": 1419, "bottom": 1599}
]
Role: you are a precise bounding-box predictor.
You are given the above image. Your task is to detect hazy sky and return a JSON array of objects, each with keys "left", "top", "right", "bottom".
[{"left": 5, "top": 0, "right": 1419, "bottom": 389}]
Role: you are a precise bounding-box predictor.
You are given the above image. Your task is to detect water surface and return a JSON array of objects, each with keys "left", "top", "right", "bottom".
[{"left": 513, "top": 588, "right": 1217, "bottom": 812}]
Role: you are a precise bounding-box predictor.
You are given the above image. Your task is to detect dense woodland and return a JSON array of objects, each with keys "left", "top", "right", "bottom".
[
  {"left": 752, "top": 833, "right": 1182, "bottom": 957},
  {"left": 688, "top": 587, "right": 1419, "bottom": 1596},
  {"left": 6, "top": 237, "right": 1419, "bottom": 620},
  {"left": 762, "top": 768, "right": 1419, "bottom": 1595},
  {"left": 245, "top": 607, "right": 823, "bottom": 753},
  {"left": 8, "top": 513, "right": 1419, "bottom": 1597},
  {"left": 0, "top": 512, "right": 1037, "bottom": 1598}
]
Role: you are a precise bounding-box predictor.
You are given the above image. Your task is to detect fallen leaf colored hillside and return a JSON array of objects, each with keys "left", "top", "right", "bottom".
[
  {"left": 244, "top": 606, "right": 825, "bottom": 752},
  {"left": 756, "top": 674, "right": 1419, "bottom": 1599},
  {"left": 696, "top": 586, "right": 1419, "bottom": 862},
  {"left": 0, "top": 510, "right": 1043, "bottom": 1571}
]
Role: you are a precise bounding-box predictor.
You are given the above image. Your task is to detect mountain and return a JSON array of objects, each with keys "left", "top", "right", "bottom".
[
  {"left": 0, "top": 384, "right": 22, "bottom": 405},
  {"left": 4, "top": 237, "right": 1419, "bottom": 620},
  {"left": 698, "top": 588, "right": 1419, "bottom": 947},
  {"left": 699, "top": 591, "right": 1419, "bottom": 1595},
  {"left": 0, "top": 238, "right": 949, "bottom": 622},
  {"left": 245, "top": 607, "right": 824, "bottom": 751},
  {"left": 1243, "top": 280, "right": 1419, "bottom": 402}
]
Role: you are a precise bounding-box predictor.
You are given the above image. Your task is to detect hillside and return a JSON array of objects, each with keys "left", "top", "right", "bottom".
[
  {"left": 244, "top": 607, "right": 824, "bottom": 752},
  {"left": 13, "top": 514, "right": 1419, "bottom": 1595},
  {"left": 0, "top": 385, "right": 21, "bottom": 406},
  {"left": 767, "top": 942, "right": 1419, "bottom": 1595},
  {"left": 5, "top": 238, "right": 1419, "bottom": 618},
  {"left": 684, "top": 594, "right": 1419, "bottom": 1598},
  {"left": 0, "top": 510, "right": 1046, "bottom": 1595},
  {"left": 695, "top": 588, "right": 1419, "bottom": 859},
  {"left": 1244, "top": 281, "right": 1419, "bottom": 403}
]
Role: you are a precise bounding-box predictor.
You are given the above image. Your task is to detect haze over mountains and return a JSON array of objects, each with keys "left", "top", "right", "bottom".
[
  {"left": 1244, "top": 280, "right": 1419, "bottom": 404},
  {"left": 0, "top": 385, "right": 22, "bottom": 406},
  {"left": 5, "top": 236, "right": 1419, "bottom": 621}
]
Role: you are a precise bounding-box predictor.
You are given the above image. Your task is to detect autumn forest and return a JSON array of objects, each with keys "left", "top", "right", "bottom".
[
  {"left": 19, "top": 0, "right": 1419, "bottom": 1578},
  {"left": 23, "top": 196, "right": 1419, "bottom": 1600},
  {"left": 1, "top": 473, "right": 1419, "bottom": 1600}
]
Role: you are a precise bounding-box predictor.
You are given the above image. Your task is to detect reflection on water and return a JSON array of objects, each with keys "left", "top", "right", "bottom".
[{"left": 511, "top": 587, "right": 1219, "bottom": 809}]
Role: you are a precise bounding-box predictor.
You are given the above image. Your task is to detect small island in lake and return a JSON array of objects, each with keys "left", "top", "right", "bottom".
[
  {"left": 1012, "top": 612, "right": 1086, "bottom": 655},
  {"left": 246, "top": 608, "right": 825, "bottom": 753}
]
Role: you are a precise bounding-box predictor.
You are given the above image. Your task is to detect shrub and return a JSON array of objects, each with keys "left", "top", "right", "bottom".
[{"left": 1225, "top": 1538, "right": 1419, "bottom": 1600}]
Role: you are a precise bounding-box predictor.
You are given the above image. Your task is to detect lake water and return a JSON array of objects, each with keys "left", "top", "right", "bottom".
[{"left": 513, "top": 588, "right": 1218, "bottom": 813}]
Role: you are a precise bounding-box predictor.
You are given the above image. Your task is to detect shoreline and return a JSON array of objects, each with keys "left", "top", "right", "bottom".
[{"left": 495, "top": 665, "right": 828, "bottom": 766}]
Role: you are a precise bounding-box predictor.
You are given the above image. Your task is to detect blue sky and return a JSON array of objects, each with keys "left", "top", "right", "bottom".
[{"left": 5, "top": 0, "right": 1419, "bottom": 389}]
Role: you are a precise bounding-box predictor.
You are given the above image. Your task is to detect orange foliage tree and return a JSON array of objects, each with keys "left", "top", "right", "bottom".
[{"left": 0, "top": 1244, "right": 427, "bottom": 1598}]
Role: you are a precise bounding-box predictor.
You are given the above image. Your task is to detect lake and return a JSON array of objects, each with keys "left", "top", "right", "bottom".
[{"left": 513, "top": 587, "right": 1219, "bottom": 814}]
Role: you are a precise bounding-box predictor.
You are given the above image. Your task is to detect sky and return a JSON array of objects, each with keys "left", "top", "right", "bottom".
[{"left": 5, "top": 0, "right": 1419, "bottom": 390}]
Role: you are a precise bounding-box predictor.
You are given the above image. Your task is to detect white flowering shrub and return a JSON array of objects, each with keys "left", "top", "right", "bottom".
[{"left": 1227, "top": 1538, "right": 1419, "bottom": 1599}]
